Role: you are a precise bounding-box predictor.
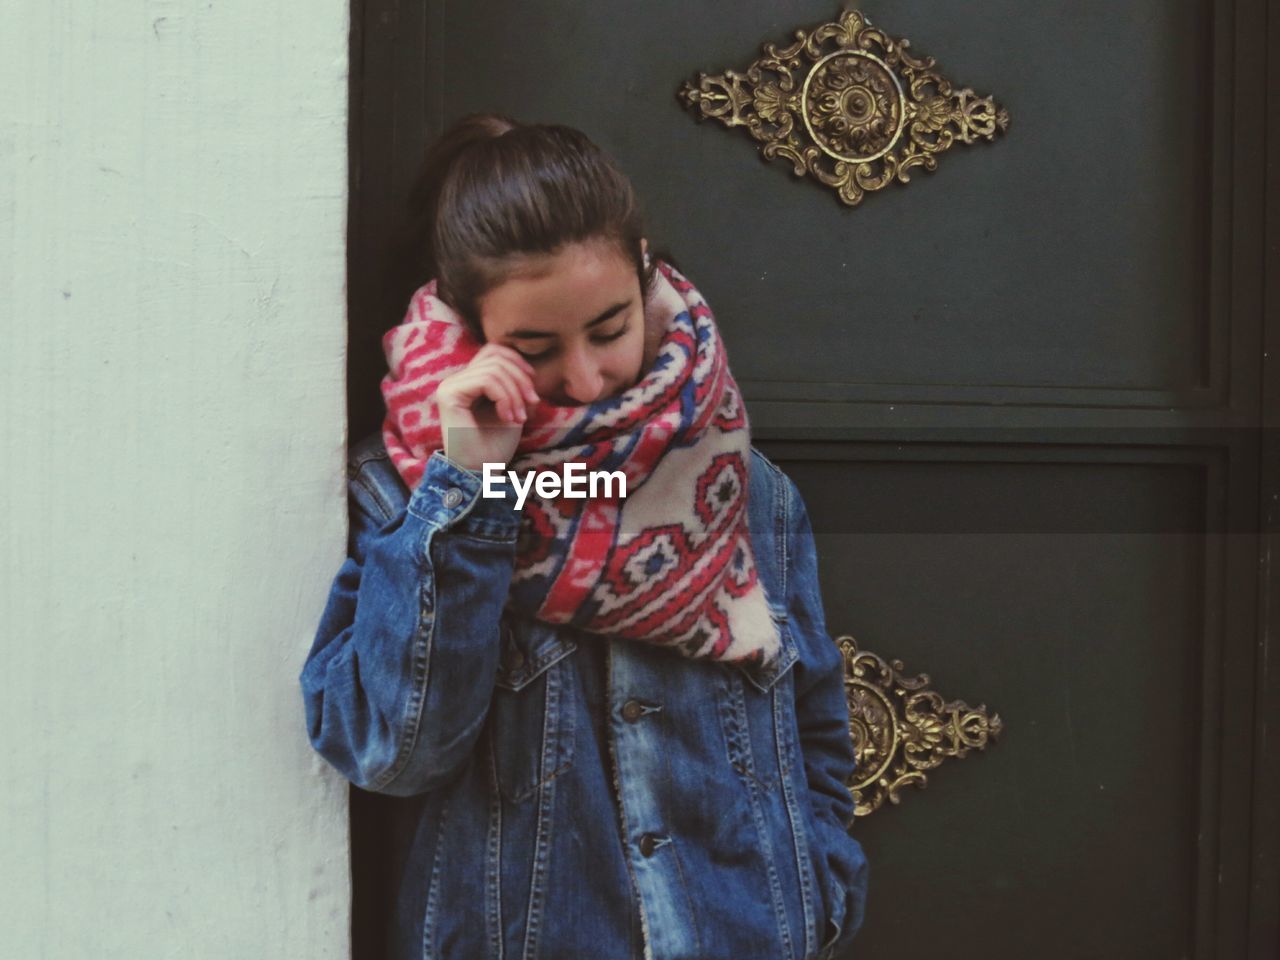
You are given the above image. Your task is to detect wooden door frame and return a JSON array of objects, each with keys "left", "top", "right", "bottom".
[{"left": 1252, "top": 0, "right": 1280, "bottom": 951}]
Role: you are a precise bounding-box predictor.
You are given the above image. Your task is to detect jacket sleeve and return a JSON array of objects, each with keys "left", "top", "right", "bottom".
[
  {"left": 784, "top": 475, "right": 870, "bottom": 954},
  {"left": 299, "top": 449, "right": 523, "bottom": 796}
]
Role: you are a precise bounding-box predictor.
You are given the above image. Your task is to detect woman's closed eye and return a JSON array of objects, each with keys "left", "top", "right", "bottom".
[{"left": 516, "top": 324, "right": 630, "bottom": 362}]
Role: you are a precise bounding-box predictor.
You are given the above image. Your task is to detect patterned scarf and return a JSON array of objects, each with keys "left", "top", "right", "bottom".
[{"left": 379, "top": 260, "right": 780, "bottom": 665}]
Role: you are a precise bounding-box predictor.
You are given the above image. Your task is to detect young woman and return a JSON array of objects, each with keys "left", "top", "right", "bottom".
[{"left": 300, "top": 114, "right": 868, "bottom": 960}]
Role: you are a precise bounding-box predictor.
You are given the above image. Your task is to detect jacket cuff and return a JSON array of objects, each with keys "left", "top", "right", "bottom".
[{"left": 407, "top": 450, "right": 522, "bottom": 541}]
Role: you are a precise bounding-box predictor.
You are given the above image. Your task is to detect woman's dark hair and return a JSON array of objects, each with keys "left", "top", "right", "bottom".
[{"left": 402, "top": 113, "right": 658, "bottom": 341}]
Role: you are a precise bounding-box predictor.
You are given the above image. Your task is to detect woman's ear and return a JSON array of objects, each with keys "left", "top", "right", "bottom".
[
  {"left": 641, "top": 237, "right": 650, "bottom": 268},
  {"left": 640, "top": 253, "right": 667, "bottom": 375}
]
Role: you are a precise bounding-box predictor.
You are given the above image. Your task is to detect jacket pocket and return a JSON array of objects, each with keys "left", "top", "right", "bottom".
[
  {"left": 807, "top": 810, "right": 869, "bottom": 956},
  {"left": 735, "top": 604, "right": 800, "bottom": 693},
  {"left": 489, "top": 617, "right": 578, "bottom": 803},
  {"left": 720, "top": 611, "right": 800, "bottom": 789}
]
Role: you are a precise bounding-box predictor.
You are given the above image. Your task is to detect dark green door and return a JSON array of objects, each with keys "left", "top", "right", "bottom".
[{"left": 346, "top": 1, "right": 1280, "bottom": 956}]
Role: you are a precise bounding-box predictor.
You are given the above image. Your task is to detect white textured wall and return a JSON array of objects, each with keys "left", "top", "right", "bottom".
[{"left": 1, "top": 2, "right": 351, "bottom": 956}]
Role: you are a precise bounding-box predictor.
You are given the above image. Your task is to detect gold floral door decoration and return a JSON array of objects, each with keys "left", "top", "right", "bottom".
[
  {"left": 677, "top": 8, "right": 1010, "bottom": 207},
  {"left": 836, "top": 636, "right": 1002, "bottom": 818}
]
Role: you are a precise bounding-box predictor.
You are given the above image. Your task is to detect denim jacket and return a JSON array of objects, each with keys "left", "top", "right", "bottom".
[{"left": 300, "top": 432, "right": 868, "bottom": 960}]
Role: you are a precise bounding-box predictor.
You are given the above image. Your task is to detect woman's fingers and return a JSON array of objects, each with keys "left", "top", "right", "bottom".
[
  {"left": 472, "top": 352, "right": 540, "bottom": 408},
  {"left": 477, "top": 344, "right": 541, "bottom": 405},
  {"left": 478, "top": 363, "right": 531, "bottom": 422},
  {"left": 438, "top": 345, "right": 540, "bottom": 425},
  {"left": 448, "top": 360, "right": 524, "bottom": 423},
  {"left": 433, "top": 344, "right": 542, "bottom": 471}
]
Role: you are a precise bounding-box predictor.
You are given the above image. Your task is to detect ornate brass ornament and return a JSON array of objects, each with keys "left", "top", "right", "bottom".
[
  {"left": 677, "top": 9, "right": 1010, "bottom": 207},
  {"left": 836, "top": 635, "right": 1003, "bottom": 818}
]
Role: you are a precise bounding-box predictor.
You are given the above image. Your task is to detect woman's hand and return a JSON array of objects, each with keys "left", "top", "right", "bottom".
[{"left": 435, "top": 343, "right": 541, "bottom": 473}]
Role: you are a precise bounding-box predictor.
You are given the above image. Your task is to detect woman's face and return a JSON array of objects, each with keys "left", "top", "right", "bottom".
[{"left": 478, "top": 238, "right": 653, "bottom": 407}]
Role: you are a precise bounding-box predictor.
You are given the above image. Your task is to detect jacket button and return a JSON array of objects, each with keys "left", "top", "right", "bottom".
[
  {"left": 638, "top": 833, "right": 659, "bottom": 857},
  {"left": 621, "top": 699, "right": 644, "bottom": 722},
  {"left": 443, "top": 488, "right": 463, "bottom": 508}
]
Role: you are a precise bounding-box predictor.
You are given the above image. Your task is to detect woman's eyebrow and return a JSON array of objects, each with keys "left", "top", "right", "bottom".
[{"left": 506, "top": 300, "right": 632, "bottom": 339}]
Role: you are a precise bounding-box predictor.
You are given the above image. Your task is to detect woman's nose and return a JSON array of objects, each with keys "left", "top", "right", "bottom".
[{"left": 561, "top": 347, "right": 603, "bottom": 404}]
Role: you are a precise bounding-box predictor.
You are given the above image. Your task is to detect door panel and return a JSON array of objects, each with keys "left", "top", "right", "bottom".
[
  {"left": 779, "top": 451, "right": 1207, "bottom": 956},
  {"left": 418, "top": 0, "right": 1215, "bottom": 397}
]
